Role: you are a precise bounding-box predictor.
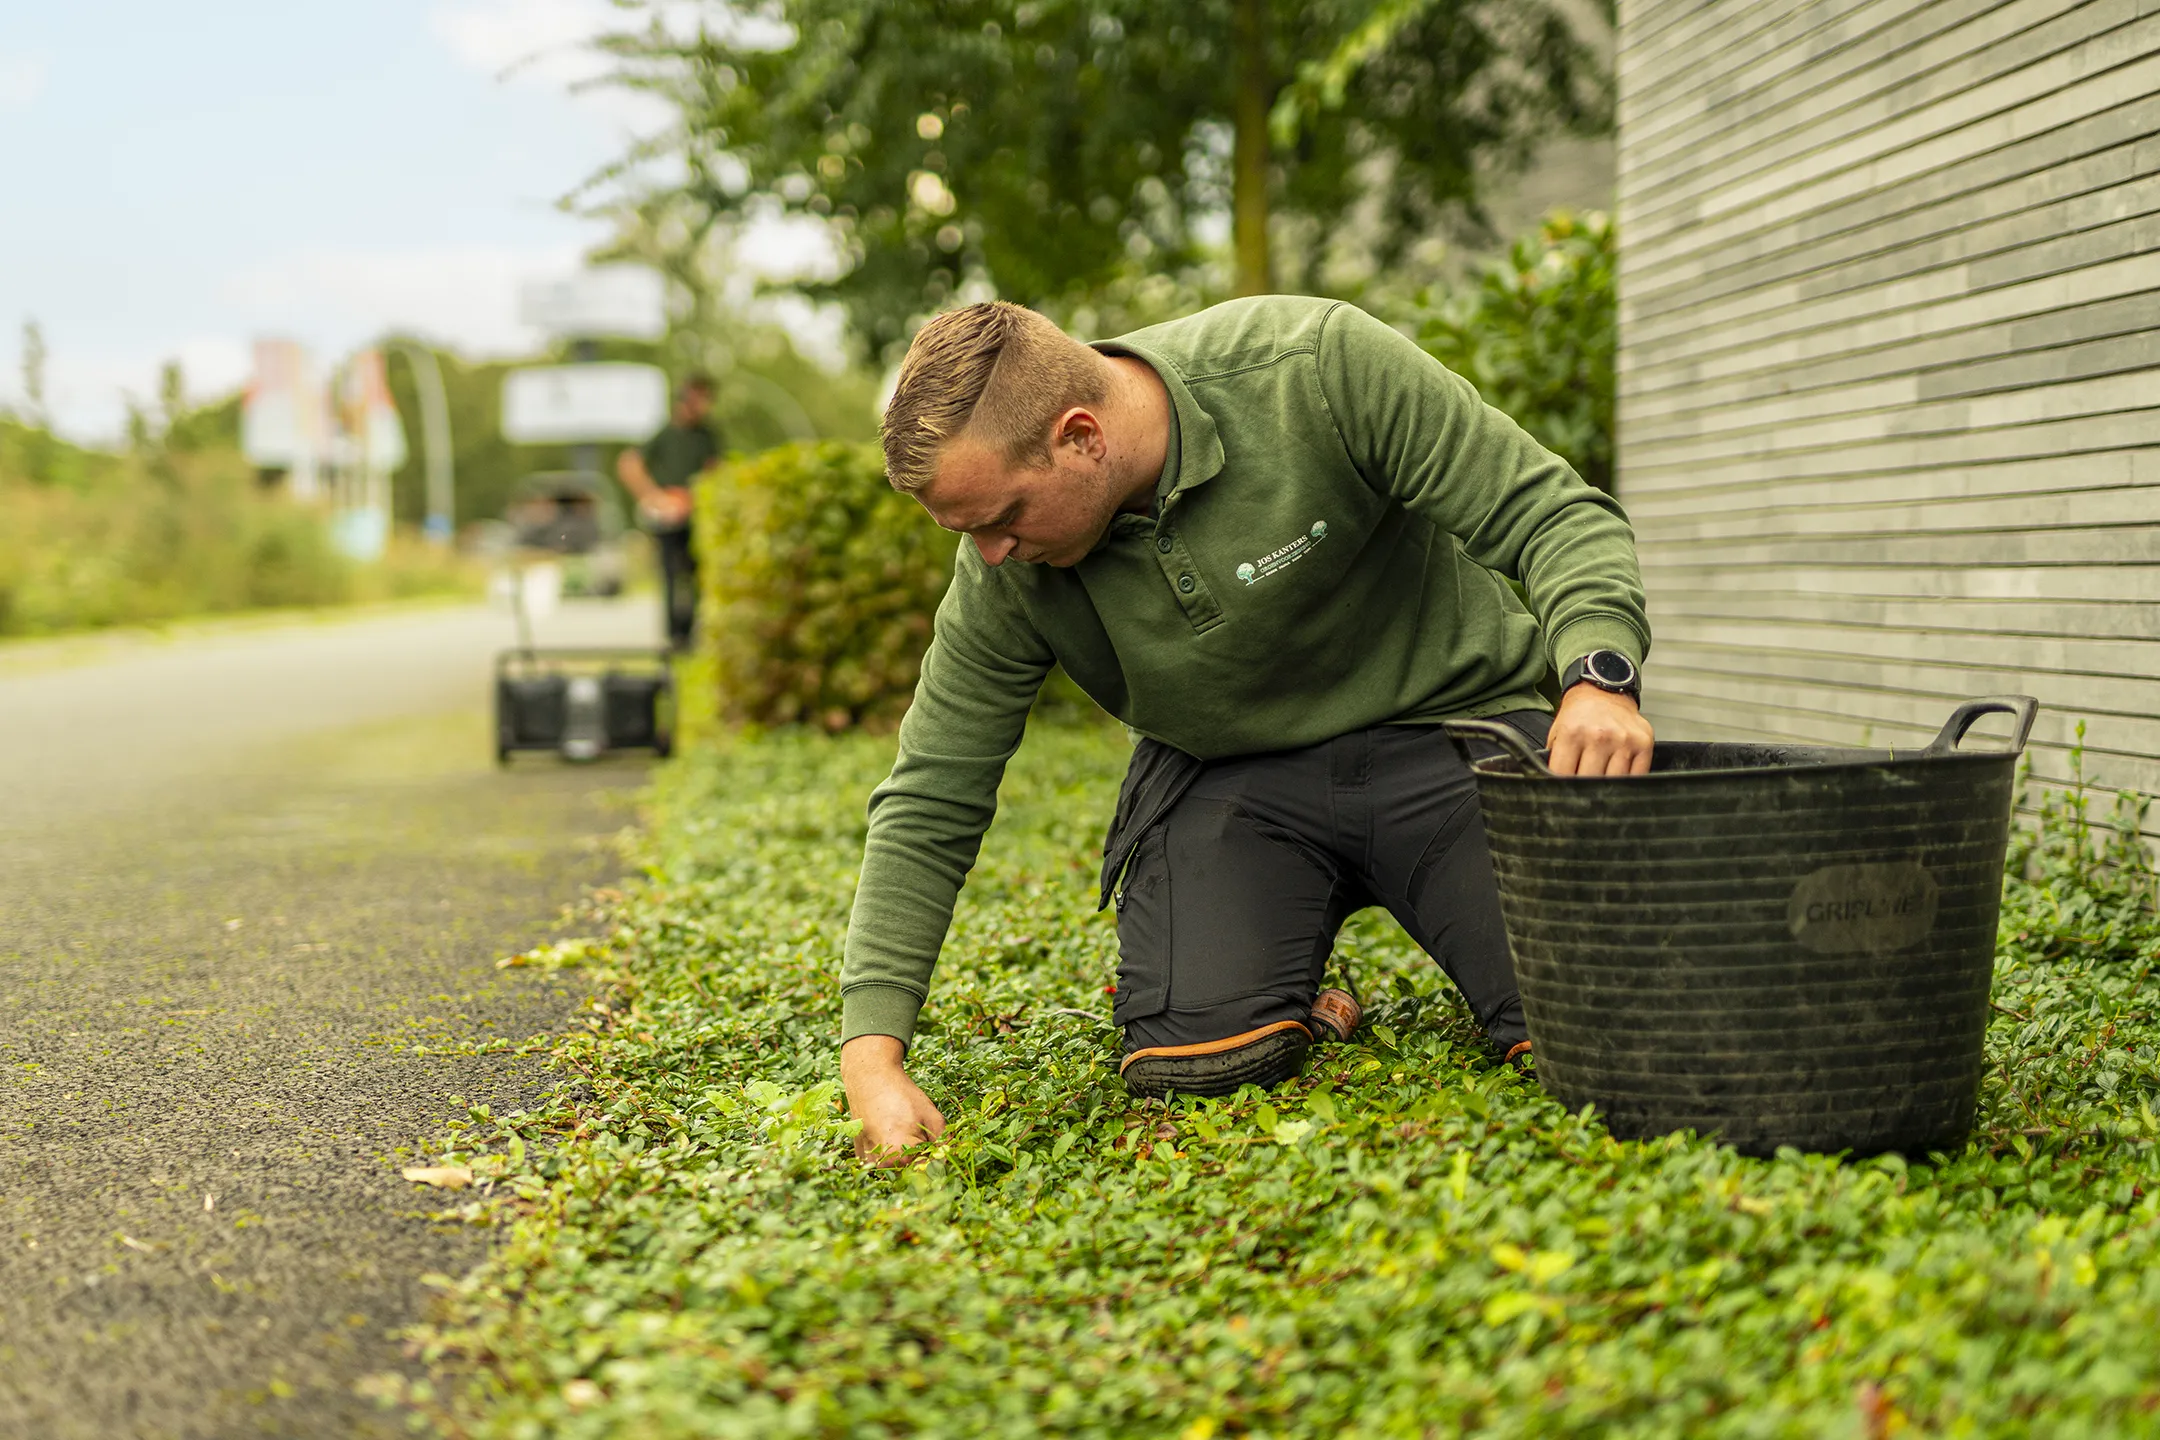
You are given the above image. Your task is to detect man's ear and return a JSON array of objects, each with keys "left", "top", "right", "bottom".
[{"left": 1052, "top": 406, "right": 1108, "bottom": 461}]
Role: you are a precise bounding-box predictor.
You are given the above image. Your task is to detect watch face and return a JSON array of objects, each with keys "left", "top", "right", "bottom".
[{"left": 1587, "top": 651, "right": 1635, "bottom": 686}]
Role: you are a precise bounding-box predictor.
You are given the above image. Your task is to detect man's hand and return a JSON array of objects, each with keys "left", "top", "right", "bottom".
[
  {"left": 639, "top": 487, "right": 693, "bottom": 526},
  {"left": 1547, "top": 683, "right": 1654, "bottom": 777},
  {"left": 840, "top": 1034, "right": 947, "bottom": 1167}
]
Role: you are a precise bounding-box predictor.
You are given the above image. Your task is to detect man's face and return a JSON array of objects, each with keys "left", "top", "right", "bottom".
[
  {"left": 676, "top": 387, "right": 713, "bottom": 425},
  {"left": 915, "top": 424, "right": 1119, "bottom": 568}
]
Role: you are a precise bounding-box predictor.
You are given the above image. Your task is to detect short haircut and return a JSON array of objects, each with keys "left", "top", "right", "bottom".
[
  {"left": 880, "top": 301, "right": 1107, "bottom": 494},
  {"left": 680, "top": 374, "right": 716, "bottom": 399}
]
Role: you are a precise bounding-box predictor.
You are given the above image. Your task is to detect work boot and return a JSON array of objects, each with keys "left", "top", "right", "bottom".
[
  {"left": 1306, "top": 987, "right": 1362, "bottom": 1044},
  {"left": 1120, "top": 1021, "right": 1312, "bottom": 1100},
  {"left": 1484, "top": 996, "right": 1531, "bottom": 1071}
]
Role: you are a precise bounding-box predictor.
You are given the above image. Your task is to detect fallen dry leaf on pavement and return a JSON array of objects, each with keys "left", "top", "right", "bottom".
[{"left": 401, "top": 1166, "right": 474, "bottom": 1190}]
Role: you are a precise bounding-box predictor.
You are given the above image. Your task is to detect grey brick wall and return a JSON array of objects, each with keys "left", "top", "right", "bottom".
[{"left": 1618, "top": 0, "right": 2160, "bottom": 810}]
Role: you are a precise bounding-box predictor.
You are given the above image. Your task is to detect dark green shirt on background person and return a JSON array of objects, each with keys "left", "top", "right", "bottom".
[
  {"left": 840, "top": 296, "right": 1648, "bottom": 1047},
  {"left": 638, "top": 422, "right": 721, "bottom": 534}
]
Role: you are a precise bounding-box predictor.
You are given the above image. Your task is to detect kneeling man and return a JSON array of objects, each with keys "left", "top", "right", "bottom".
[{"left": 842, "top": 297, "right": 1652, "bottom": 1164}]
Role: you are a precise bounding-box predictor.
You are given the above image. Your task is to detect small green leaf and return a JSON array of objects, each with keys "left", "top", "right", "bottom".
[
  {"left": 1482, "top": 1291, "right": 1543, "bottom": 1327},
  {"left": 1526, "top": 1250, "right": 1575, "bottom": 1285}
]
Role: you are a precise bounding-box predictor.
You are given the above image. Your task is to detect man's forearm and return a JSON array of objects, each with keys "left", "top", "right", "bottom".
[
  {"left": 840, "top": 810, "right": 977, "bottom": 1046},
  {"left": 840, "top": 575, "right": 1054, "bottom": 1046},
  {"left": 840, "top": 757, "right": 1026, "bottom": 1046},
  {"left": 616, "top": 450, "right": 660, "bottom": 501}
]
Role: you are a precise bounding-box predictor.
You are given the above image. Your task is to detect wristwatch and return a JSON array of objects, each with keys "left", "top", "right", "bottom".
[{"left": 1559, "top": 649, "right": 1640, "bottom": 702}]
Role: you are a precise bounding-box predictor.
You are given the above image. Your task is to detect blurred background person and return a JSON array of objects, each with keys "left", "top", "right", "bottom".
[{"left": 616, "top": 374, "right": 722, "bottom": 650}]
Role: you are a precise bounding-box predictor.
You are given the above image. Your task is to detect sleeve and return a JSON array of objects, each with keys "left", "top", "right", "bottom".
[
  {"left": 839, "top": 548, "right": 1056, "bottom": 1047},
  {"left": 1314, "top": 302, "right": 1649, "bottom": 671}
]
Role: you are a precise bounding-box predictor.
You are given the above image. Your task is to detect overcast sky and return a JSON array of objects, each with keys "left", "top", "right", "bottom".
[{"left": 0, "top": 0, "right": 708, "bottom": 439}]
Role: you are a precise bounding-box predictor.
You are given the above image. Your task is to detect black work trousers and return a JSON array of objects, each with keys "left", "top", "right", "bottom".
[
  {"left": 655, "top": 527, "right": 698, "bottom": 649},
  {"left": 1108, "top": 717, "right": 1548, "bottom": 1055}
]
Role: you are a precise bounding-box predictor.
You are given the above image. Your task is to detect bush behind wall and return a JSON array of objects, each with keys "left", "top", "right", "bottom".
[{"left": 1410, "top": 209, "right": 1616, "bottom": 495}]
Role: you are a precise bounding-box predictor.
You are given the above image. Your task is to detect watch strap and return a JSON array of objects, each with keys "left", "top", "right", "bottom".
[{"left": 1561, "top": 650, "right": 1641, "bottom": 701}]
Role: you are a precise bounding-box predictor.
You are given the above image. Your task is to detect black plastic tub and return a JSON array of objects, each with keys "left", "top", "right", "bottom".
[{"left": 1445, "top": 696, "right": 2038, "bottom": 1157}]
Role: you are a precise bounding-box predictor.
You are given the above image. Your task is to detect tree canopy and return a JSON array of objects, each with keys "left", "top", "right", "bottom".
[{"left": 593, "top": 0, "right": 1611, "bottom": 358}]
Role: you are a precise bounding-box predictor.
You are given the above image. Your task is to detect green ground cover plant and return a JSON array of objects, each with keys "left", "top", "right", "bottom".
[{"left": 396, "top": 720, "right": 2160, "bottom": 1437}]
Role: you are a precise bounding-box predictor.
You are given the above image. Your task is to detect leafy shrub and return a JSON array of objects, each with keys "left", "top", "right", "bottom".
[
  {"left": 0, "top": 421, "right": 480, "bottom": 636},
  {"left": 397, "top": 722, "right": 2160, "bottom": 1437},
  {"left": 0, "top": 444, "right": 350, "bottom": 633},
  {"left": 1411, "top": 210, "right": 1616, "bottom": 493},
  {"left": 694, "top": 440, "right": 960, "bottom": 733}
]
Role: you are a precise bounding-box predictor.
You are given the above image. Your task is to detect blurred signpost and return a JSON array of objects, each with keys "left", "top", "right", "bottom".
[
  {"left": 504, "top": 263, "right": 669, "bottom": 476},
  {"left": 387, "top": 342, "right": 456, "bottom": 544},
  {"left": 501, "top": 364, "right": 668, "bottom": 444},
  {"left": 517, "top": 266, "right": 667, "bottom": 343}
]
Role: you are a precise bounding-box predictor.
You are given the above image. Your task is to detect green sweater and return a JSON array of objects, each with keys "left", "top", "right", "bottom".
[{"left": 841, "top": 296, "right": 1648, "bottom": 1046}]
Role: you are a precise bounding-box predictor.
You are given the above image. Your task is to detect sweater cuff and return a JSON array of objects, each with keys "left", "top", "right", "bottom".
[
  {"left": 841, "top": 984, "right": 925, "bottom": 1049},
  {"left": 1548, "top": 616, "right": 1646, "bottom": 673}
]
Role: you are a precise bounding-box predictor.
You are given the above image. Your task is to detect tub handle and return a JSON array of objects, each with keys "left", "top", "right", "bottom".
[
  {"left": 1442, "top": 718, "right": 1555, "bottom": 776},
  {"left": 1924, "top": 695, "right": 2039, "bottom": 757}
]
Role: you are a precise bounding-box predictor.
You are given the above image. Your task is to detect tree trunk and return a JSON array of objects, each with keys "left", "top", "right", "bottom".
[{"left": 1231, "top": 0, "right": 1272, "bottom": 297}]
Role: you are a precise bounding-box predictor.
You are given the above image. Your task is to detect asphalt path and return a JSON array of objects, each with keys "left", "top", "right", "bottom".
[{"left": 0, "top": 597, "right": 661, "bottom": 1437}]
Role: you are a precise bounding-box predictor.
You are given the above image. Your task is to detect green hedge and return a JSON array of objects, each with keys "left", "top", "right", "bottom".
[{"left": 694, "top": 441, "right": 961, "bottom": 733}]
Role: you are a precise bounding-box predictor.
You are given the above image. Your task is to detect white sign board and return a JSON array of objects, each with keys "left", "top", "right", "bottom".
[
  {"left": 518, "top": 265, "right": 667, "bottom": 341},
  {"left": 501, "top": 363, "right": 669, "bottom": 444},
  {"left": 242, "top": 338, "right": 318, "bottom": 465},
  {"left": 243, "top": 337, "right": 329, "bottom": 500}
]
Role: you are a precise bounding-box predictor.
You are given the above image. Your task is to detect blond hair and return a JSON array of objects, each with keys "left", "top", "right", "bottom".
[{"left": 880, "top": 301, "right": 1108, "bottom": 493}]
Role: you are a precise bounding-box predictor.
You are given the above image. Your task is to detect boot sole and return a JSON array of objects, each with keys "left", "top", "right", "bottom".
[{"left": 1121, "top": 1025, "right": 1312, "bottom": 1100}]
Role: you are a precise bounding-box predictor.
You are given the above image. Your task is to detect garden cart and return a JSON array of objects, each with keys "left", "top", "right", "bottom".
[{"left": 491, "top": 470, "right": 675, "bottom": 764}]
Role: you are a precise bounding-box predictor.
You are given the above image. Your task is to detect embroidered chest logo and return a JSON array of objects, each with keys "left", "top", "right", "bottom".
[{"left": 1237, "top": 520, "right": 1329, "bottom": 585}]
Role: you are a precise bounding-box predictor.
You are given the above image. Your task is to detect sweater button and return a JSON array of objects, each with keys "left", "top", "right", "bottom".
[
  {"left": 1177, "top": 574, "right": 1195, "bottom": 594},
  {"left": 1156, "top": 534, "right": 1173, "bottom": 553}
]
